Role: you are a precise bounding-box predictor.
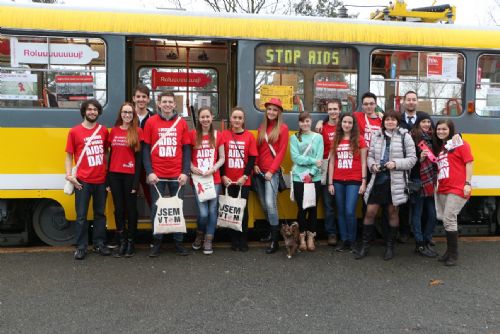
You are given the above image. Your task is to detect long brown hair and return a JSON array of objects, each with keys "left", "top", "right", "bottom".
[
  {"left": 432, "top": 119, "right": 456, "bottom": 154},
  {"left": 114, "top": 102, "right": 141, "bottom": 152},
  {"left": 195, "top": 107, "right": 216, "bottom": 149},
  {"left": 229, "top": 106, "right": 246, "bottom": 130},
  {"left": 257, "top": 105, "right": 283, "bottom": 145},
  {"left": 330, "top": 113, "right": 360, "bottom": 157}
]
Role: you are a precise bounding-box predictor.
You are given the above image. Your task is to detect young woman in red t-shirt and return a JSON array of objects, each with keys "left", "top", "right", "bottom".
[
  {"left": 328, "top": 113, "right": 367, "bottom": 252},
  {"left": 190, "top": 107, "right": 225, "bottom": 255},
  {"left": 220, "top": 107, "right": 258, "bottom": 251},
  {"left": 253, "top": 98, "right": 289, "bottom": 254},
  {"left": 433, "top": 119, "right": 473, "bottom": 266},
  {"left": 107, "top": 102, "right": 143, "bottom": 257}
]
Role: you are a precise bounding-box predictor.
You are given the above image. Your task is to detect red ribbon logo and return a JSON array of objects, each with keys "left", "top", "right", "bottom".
[{"left": 197, "top": 182, "right": 205, "bottom": 194}]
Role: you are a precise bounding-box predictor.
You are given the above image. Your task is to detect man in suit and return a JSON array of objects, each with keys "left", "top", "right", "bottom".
[{"left": 399, "top": 90, "right": 432, "bottom": 131}]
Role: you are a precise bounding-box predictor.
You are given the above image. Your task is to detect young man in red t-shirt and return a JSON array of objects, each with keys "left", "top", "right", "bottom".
[
  {"left": 354, "top": 92, "right": 382, "bottom": 149},
  {"left": 143, "top": 91, "right": 192, "bottom": 257},
  {"left": 65, "top": 99, "right": 111, "bottom": 260}
]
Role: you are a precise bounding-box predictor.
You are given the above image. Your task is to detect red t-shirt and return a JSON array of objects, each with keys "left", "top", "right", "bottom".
[
  {"left": 65, "top": 123, "right": 108, "bottom": 184},
  {"left": 256, "top": 122, "right": 289, "bottom": 173},
  {"left": 322, "top": 122, "right": 337, "bottom": 159},
  {"left": 354, "top": 111, "right": 381, "bottom": 148},
  {"left": 108, "top": 126, "right": 143, "bottom": 175},
  {"left": 190, "top": 129, "right": 224, "bottom": 184},
  {"left": 143, "top": 114, "right": 190, "bottom": 178},
  {"left": 332, "top": 137, "right": 367, "bottom": 182},
  {"left": 437, "top": 141, "right": 474, "bottom": 198},
  {"left": 221, "top": 129, "right": 258, "bottom": 186}
]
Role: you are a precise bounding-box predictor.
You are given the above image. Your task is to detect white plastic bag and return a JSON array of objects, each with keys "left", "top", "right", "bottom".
[
  {"left": 217, "top": 187, "right": 246, "bottom": 232},
  {"left": 302, "top": 183, "right": 316, "bottom": 209},
  {"left": 153, "top": 186, "right": 186, "bottom": 234},
  {"left": 192, "top": 174, "right": 217, "bottom": 202},
  {"left": 320, "top": 158, "right": 329, "bottom": 186}
]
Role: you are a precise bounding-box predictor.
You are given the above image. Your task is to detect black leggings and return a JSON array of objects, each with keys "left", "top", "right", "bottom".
[
  {"left": 108, "top": 172, "right": 138, "bottom": 239},
  {"left": 293, "top": 181, "right": 321, "bottom": 233}
]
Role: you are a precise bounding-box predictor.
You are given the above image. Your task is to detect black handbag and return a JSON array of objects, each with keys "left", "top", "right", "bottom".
[
  {"left": 401, "top": 132, "right": 422, "bottom": 196},
  {"left": 264, "top": 133, "right": 288, "bottom": 193}
]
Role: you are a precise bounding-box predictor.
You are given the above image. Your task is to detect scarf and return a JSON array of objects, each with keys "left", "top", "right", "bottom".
[{"left": 419, "top": 131, "right": 437, "bottom": 197}]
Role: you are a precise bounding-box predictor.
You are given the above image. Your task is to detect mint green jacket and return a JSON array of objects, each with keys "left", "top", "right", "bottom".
[{"left": 290, "top": 132, "right": 324, "bottom": 182}]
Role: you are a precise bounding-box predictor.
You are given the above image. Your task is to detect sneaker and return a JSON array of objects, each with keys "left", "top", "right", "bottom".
[
  {"left": 335, "top": 241, "right": 351, "bottom": 252},
  {"left": 93, "top": 245, "right": 111, "bottom": 256},
  {"left": 74, "top": 248, "right": 87, "bottom": 260},
  {"left": 327, "top": 234, "right": 338, "bottom": 246},
  {"left": 175, "top": 243, "right": 192, "bottom": 256}
]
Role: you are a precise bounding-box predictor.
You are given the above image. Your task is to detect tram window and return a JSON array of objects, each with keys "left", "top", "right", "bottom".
[
  {"left": 370, "top": 49, "right": 465, "bottom": 116},
  {"left": 0, "top": 35, "right": 106, "bottom": 109},
  {"left": 313, "top": 72, "right": 357, "bottom": 113},
  {"left": 476, "top": 54, "right": 500, "bottom": 117},
  {"left": 137, "top": 67, "right": 219, "bottom": 118},
  {"left": 255, "top": 44, "right": 358, "bottom": 112}
]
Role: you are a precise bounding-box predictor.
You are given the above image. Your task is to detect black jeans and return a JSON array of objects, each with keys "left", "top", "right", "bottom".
[
  {"left": 108, "top": 172, "right": 138, "bottom": 239},
  {"left": 293, "top": 181, "right": 321, "bottom": 233},
  {"left": 75, "top": 181, "right": 107, "bottom": 249},
  {"left": 224, "top": 185, "right": 250, "bottom": 236}
]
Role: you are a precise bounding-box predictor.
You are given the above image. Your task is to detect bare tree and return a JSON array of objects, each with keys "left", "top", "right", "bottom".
[
  {"left": 486, "top": 0, "right": 500, "bottom": 25},
  {"left": 294, "top": 0, "right": 343, "bottom": 18},
  {"left": 32, "top": 0, "right": 59, "bottom": 3}
]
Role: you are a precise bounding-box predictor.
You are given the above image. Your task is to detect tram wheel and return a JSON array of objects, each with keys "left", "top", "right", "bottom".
[{"left": 32, "top": 199, "right": 76, "bottom": 246}]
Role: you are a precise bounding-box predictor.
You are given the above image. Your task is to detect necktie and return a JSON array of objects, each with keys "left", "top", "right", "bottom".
[{"left": 408, "top": 116, "right": 414, "bottom": 127}]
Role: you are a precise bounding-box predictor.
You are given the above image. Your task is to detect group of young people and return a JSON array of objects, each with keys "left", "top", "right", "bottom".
[{"left": 65, "top": 86, "right": 473, "bottom": 266}]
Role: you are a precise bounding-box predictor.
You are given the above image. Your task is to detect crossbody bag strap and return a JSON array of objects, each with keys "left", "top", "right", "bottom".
[
  {"left": 75, "top": 124, "right": 102, "bottom": 170},
  {"left": 151, "top": 116, "right": 181, "bottom": 153},
  {"left": 302, "top": 133, "right": 317, "bottom": 156},
  {"left": 264, "top": 132, "right": 277, "bottom": 157}
]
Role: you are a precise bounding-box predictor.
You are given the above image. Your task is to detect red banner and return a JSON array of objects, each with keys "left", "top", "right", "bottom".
[
  {"left": 315, "top": 81, "right": 349, "bottom": 89},
  {"left": 55, "top": 75, "right": 93, "bottom": 83},
  {"left": 152, "top": 69, "right": 211, "bottom": 89}
]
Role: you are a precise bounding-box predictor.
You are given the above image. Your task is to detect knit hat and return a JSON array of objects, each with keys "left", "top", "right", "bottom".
[{"left": 414, "top": 113, "right": 433, "bottom": 129}]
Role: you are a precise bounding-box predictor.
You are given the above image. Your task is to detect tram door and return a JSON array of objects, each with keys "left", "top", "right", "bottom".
[{"left": 128, "top": 38, "right": 235, "bottom": 225}]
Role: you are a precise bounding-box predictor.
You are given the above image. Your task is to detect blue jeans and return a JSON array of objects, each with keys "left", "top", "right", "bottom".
[
  {"left": 322, "top": 185, "right": 337, "bottom": 236},
  {"left": 410, "top": 195, "right": 437, "bottom": 242},
  {"left": 253, "top": 173, "right": 279, "bottom": 226},
  {"left": 150, "top": 179, "right": 185, "bottom": 243},
  {"left": 194, "top": 183, "right": 221, "bottom": 236},
  {"left": 333, "top": 182, "right": 360, "bottom": 243},
  {"left": 74, "top": 181, "right": 107, "bottom": 249}
]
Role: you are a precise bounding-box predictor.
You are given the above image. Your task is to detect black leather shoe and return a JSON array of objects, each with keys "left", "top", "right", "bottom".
[
  {"left": 124, "top": 239, "right": 135, "bottom": 258},
  {"left": 265, "top": 241, "right": 279, "bottom": 254},
  {"left": 93, "top": 245, "right": 111, "bottom": 256},
  {"left": 74, "top": 248, "right": 87, "bottom": 260},
  {"left": 175, "top": 243, "right": 192, "bottom": 256},
  {"left": 149, "top": 240, "right": 161, "bottom": 258}
]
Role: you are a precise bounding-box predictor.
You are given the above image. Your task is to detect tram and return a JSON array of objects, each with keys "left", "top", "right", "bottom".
[{"left": 0, "top": 3, "right": 499, "bottom": 246}]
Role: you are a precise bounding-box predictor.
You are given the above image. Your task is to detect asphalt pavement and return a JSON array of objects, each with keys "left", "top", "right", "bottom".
[{"left": 1, "top": 240, "right": 500, "bottom": 334}]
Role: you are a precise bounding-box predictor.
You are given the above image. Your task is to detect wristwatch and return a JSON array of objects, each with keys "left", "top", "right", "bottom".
[{"left": 465, "top": 181, "right": 471, "bottom": 186}]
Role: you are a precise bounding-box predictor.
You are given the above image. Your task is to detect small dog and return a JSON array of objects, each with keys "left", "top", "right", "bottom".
[{"left": 281, "top": 222, "right": 300, "bottom": 259}]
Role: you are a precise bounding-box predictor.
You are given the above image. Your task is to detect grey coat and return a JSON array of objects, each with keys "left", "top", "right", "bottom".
[{"left": 364, "top": 127, "right": 417, "bottom": 206}]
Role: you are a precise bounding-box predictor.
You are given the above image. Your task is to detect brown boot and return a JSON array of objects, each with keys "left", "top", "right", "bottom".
[
  {"left": 192, "top": 230, "right": 204, "bottom": 250},
  {"left": 203, "top": 234, "right": 214, "bottom": 255},
  {"left": 299, "top": 232, "right": 307, "bottom": 252},
  {"left": 306, "top": 231, "right": 316, "bottom": 252}
]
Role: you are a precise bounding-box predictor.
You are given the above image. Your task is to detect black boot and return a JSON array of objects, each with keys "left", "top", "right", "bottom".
[
  {"left": 415, "top": 241, "right": 436, "bottom": 258},
  {"left": 149, "top": 238, "right": 162, "bottom": 258},
  {"left": 383, "top": 226, "right": 398, "bottom": 261},
  {"left": 113, "top": 231, "right": 127, "bottom": 258},
  {"left": 124, "top": 239, "right": 135, "bottom": 258},
  {"left": 265, "top": 225, "right": 280, "bottom": 254},
  {"left": 230, "top": 230, "right": 240, "bottom": 251},
  {"left": 239, "top": 231, "right": 249, "bottom": 252},
  {"left": 355, "top": 224, "right": 374, "bottom": 260},
  {"left": 444, "top": 231, "right": 458, "bottom": 266}
]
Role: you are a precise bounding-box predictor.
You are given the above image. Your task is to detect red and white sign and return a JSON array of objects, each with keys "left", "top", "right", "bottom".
[
  {"left": 10, "top": 37, "right": 99, "bottom": 67},
  {"left": 152, "top": 69, "right": 211, "bottom": 89},
  {"left": 55, "top": 75, "right": 94, "bottom": 83},
  {"left": 315, "top": 81, "right": 349, "bottom": 89},
  {"left": 427, "top": 55, "right": 443, "bottom": 76}
]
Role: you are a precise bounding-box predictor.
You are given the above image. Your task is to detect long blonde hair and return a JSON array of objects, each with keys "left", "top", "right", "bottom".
[{"left": 257, "top": 106, "right": 283, "bottom": 145}]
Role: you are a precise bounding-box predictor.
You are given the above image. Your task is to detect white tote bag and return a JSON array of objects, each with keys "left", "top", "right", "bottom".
[
  {"left": 320, "top": 156, "right": 330, "bottom": 186},
  {"left": 153, "top": 185, "right": 187, "bottom": 234},
  {"left": 302, "top": 183, "right": 317, "bottom": 209},
  {"left": 217, "top": 187, "right": 246, "bottom": 232},
  {"left": 192, "top": 174, "right": 217, "bottom": 202}
]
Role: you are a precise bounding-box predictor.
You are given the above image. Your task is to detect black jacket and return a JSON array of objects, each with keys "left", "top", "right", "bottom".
[{"left": 399, "top": 111, "right": 433, "bottom": 131}]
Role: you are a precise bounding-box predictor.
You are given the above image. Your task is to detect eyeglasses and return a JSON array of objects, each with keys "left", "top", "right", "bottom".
[{"left": 363, "top": 102, "right": 376, "bottom": 106}]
